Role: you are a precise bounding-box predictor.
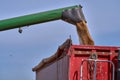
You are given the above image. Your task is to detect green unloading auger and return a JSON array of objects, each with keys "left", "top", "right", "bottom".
[
  {"left": 0, "top": 5, "right": 85, "bottom": 31},
  {"left": 0, "top": 5, "right": 94, "bottom": 45}
]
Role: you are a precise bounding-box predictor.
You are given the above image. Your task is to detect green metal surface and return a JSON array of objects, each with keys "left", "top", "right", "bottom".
[{"left": 0, "top": 5, "right": 80, "bottom": 31}]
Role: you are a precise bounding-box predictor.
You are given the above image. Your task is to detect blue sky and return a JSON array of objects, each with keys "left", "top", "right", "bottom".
[{"left": 0, "top": 0, "right": 120, "bottom": 80}]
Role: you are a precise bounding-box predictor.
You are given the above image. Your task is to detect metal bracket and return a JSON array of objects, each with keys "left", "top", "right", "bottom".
[
  {"left": 80, "top": 59, "right": 115, "bottom": 80},
  {"left": 18, "top": 27, "right": 23, "bottom": 33}
]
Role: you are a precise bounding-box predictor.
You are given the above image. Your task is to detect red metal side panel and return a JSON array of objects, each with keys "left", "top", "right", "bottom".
[
  {"left": 68, "top": 45, "right": 119, "bottom": 80},
  {"left": 36, "top": 55, "right": 69, "bottom": 80}
]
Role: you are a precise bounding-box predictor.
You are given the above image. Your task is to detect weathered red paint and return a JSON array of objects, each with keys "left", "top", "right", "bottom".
[{"left": 68, "top": 45, "right": 119, "bottom": 80}]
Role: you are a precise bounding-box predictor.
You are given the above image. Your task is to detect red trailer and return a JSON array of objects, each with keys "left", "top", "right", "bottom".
[{"left": 32, "top": 39, "right": 120, "bottom": 80}]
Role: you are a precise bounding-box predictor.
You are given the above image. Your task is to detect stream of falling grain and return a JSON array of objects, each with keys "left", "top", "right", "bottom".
[{"left": 76, "top": 21, "right": 94, "bottom": 45}]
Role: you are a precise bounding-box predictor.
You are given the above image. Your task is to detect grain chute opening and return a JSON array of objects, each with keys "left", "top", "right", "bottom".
[{"left": 62, "top": 5, "right": 94, "bottom": 45}]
